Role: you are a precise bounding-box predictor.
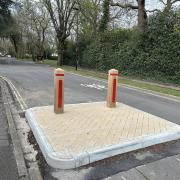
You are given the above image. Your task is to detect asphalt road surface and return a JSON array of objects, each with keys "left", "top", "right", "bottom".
[
  {"left": 0, "top": 63, "right": 180, "bottom": 125},
  {"left": 1, "top": 62, "right": 180, "bottom": 180}
]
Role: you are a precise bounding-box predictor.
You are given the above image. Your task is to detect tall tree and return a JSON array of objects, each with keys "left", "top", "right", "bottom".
[
  {"left": 159, "top": 0, "right": 180, "bottom": 13},
  {"left": 0, "top": 0, "right": 14, "bottom": 35},
  {"left": 0, "top": 0, "right": 23, "bottom": 57},
  {"left": 77, "top": 0, "right": 101, "bottom": 36},
  {"left": 111, "top": 0, "right": 147, "bottom": 33},
  {"left": 99, "top": 0, "right": 110, "bottom": 32},
  {"left": 42, "top": 0, "right": 77, "bottom": 66},
  {"left": 19, "top": 0, "right": 51, "bottom": 60}
]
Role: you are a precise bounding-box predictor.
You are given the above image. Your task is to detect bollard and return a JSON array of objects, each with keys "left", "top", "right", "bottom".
[
  {"left": 54, "top": 68, "right": 64, "bottom": 114},
  {"left": 107, "top": 69, "right": 118, "bottom": 108}
]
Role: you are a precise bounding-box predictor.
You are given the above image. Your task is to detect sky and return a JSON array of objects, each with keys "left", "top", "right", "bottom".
[
  {"left": 146, "top": 0, "right": 163, "bottom": 10},
  {"left": 111, "top": 0, "right": 180, "bottom": 28}
]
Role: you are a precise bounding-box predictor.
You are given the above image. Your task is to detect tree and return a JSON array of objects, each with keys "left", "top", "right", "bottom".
[
  {"left": 110, "top": 0, "right": 180, "bottom": 32},
  {"left": 99, "top": 0, "right": 110, "bottom": 32},
  {"left": 77, "top": 0, "right": 101, "bottom": 36},
  {"left": 111, "top": 0, "right": 147, "bottom": 33},
  {"left": 0, "top": 0, "right": 23, "bottom": 57},
  {"left": 42, "top": 0, "right": 77, "bottom": 66},
  {"left": 9, "top": 31, "right": 23, "bottom": 58},
  {"left": 159, "top": 0, "right": 180, "bottom": 13},
  {"left": 0, "top": 0, "right": 14, "bottom": 35},
  {"left": 17, "top": 0, "right": 52, "bottom": 60},
  {"left": 28, "top": 1, "right": 50, "bottom": 60}
]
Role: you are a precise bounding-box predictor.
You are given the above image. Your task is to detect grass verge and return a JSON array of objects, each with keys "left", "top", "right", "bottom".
[{"left": 43, "top": 59, "right": 180, "bottom": 98}]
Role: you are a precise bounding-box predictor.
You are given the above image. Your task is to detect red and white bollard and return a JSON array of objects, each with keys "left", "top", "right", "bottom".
[
  {"left": 107, "top": 69, "right": 119, "bottom": 108},
  {"left": 54, "top": 68, "right": 64, "bottom": 114}
]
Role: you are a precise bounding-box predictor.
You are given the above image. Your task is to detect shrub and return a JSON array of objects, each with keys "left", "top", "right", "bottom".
[{"left": 80, "top": 9, "right": 180, "bottom": 84}]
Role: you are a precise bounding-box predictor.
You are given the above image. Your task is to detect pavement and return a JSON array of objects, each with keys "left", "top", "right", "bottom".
[
  {"left": 0, "top": 85, "right": 19, "bottom": 179},
  {"left": 0, "top": 60, "right": 180, "bottom": 179},
  {"left": 104, "top": 154, "right": 180, "bottom": 180}
]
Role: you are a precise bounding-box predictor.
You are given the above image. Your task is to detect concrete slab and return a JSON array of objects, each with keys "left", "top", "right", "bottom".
[
  {"left": 136, "top": 154, "right": 180, "bottom": 180},
  {"left": 25, "top": 102, "right": 180, "bottom": 169},
  {"left": 106, "top": 168, "right": 146, "bottom": 180}
]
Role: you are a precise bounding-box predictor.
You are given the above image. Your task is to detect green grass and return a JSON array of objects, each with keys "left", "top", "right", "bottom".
[{"left": 43, "top": 59, "right": 180, "bottom": 98}]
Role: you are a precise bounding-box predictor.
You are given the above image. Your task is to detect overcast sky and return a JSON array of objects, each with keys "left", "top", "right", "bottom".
[
  {"left": 146, "top": 0, "right": 163, "bottom": 10},
  {"left": 111, "top": 0, "right": 180, "bottom": 28}
]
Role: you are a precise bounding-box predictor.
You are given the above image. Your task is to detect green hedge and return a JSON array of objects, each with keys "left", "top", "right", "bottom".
[{"left": 81, "top": 10, "right": 180, "bottom": 84}]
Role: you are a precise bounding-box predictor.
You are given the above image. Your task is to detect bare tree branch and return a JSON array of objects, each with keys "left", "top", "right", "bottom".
[
  {"left": 146, "top": 9, "right": 161, "bottom": 13},
  {"left": 42, "top": 0, "right": 77, "bottom": 65},
  {"left": 110, "top": 1, "right": 138, "bottom": 10},
  {"left": 159, "top": 0, "right": 166, "bottom": 5},
  {"left": 172, "top": 0, "right": 180, "bottom": 4}
]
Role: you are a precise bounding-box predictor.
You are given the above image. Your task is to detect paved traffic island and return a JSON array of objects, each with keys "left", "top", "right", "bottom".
[{"left": 25, "top": 68, "right": 180, "bottom": 169}]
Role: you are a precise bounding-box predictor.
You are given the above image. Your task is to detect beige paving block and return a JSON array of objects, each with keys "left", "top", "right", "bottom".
[
  {"left": 26, "top": 102, "right": 180, "bottom": 169},
  {"left": 32, "top": 102, "right": 179, "bottom": 154}
]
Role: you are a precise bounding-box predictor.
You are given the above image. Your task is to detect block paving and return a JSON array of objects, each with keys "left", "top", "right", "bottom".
[{"left": 31, "top": 102, "right": 180, "bottom": 156}]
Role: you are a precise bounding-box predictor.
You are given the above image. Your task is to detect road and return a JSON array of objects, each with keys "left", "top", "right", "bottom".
[
  {"left": 0, "top": 62, "right": 180, "bottom": 180},
  {"left": 0, "top": 63, "right": 180, "bottom": 124}
]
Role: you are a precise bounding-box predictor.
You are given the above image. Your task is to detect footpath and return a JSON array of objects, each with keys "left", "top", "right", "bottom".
[
  {"left": 0, "top": 85, "right": 19, "bottom": 179},
  {"left": 104, "top": 153, "right": 180, "bottom": 180},
  {"left": 0, "top": 78, "right": 41, "bottom": 180}
]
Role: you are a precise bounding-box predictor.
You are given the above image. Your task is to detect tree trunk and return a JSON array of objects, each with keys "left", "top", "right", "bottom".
[
  {"left": 37, "top": 45, "right": 44, "bottom": 61},
  {"left": 137, "top": 0, "right": 147, "bottom": 33},
  {"left": 163, "top": 0, "right": 172, "bottom": 13},
  {"left": 99, "top": 0, "right": 110, "bottom": 32},
  {"left": 31, "top": 48, "right": 36, "bottom": 61},
  {"left": 10, "top": 35, "right": 18, "bottom": 57},
  {"left": 57, "top": 40, "right": 65, "bottom": 66}
]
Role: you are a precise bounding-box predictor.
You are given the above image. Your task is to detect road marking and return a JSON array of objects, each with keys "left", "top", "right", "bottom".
[
  {"left": 121, "top": 176, "right": 127, "bottom": 180},
  {"left": 67, "top": 72, "right": 180, "bottom": 103},
  {"left": 176, "top": 158, "right": 180, "bottom": 162},
  {"left": 104, "top": 177, "right": 111, "bottom": 180},
  {"left": 80, "top": 83, "right": 106, "bottom": 90},
  {"left": 0, "top": 76, "right": 27, "bottom": 111},
  {"left": 3, "top": 101, "right": 13, "bottom": 105}
]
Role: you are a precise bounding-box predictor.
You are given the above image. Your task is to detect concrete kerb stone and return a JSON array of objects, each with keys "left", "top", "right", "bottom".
[
  {"left": 25, "top": 103, "right": 180, "bottom": 170},
  {"left": 25, "top": 109, "right": 78, "bottom": 169},
  {"left": 0, "top": 80, "right": 29, "bottom": 179},
  {"left": 0, "top": 79, "right": 42, "bottom": 180},
  {"left": 0, "top": 76, "right": 28, "bottom": 111}
]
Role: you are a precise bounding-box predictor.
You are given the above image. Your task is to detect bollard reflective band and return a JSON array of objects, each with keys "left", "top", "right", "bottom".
[
  {"left": 110, "top": 73, "right": 118, "bottom": 76},
  {"left": 56, "top": 74, "right": 64, "bottom": 76},
  {"left": 112, "top": 79, "right": 116, "bottom": 103},
  {"left": 58, "top": 80, "right": 63, "bottom": 108}
]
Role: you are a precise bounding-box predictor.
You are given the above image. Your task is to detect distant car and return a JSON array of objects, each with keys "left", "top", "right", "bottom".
[{"left": 6, "top": 55, "right": 11, "bottom": 58}]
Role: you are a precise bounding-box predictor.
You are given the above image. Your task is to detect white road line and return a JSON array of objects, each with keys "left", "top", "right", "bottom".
[
  {"left": 66, "top": 72, "right": 180, "bottom": 103},
  {"left": 176, "top": 158, "right": 180, "bottom": 162},
  {"left": 121, "top": 176, "right": 127, "bottom": 180},
  {"left": 0, "top": 76, "right": 27, "bottom": 111},
  {"left": 80, "top": 83, "right": 106, "bottom": 90},
  {"left": 104, "top": 177, "right": 111, "bottom": 180}
]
